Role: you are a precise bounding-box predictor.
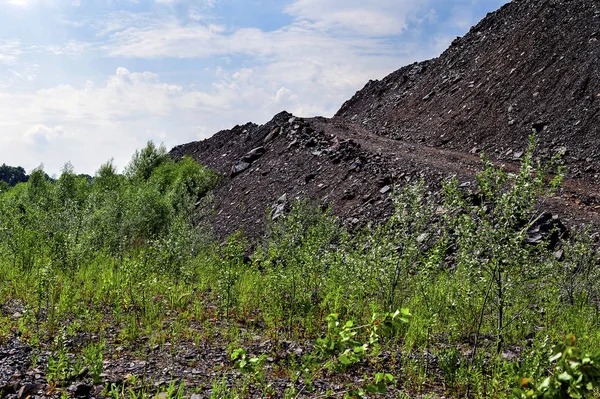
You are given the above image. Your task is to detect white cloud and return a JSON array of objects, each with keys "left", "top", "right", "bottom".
[
  {"left": 0, "top": 65, "right": 341, "bottom": 174},
  {"left": 0, "top": 40, "right": 22, "bottom": 65},
  {"left": 1, "top": 0, "right": 70, "bottom": 7},
  {"left": 43, "top": 40, "right": 94, "bottom": 55},
  {"left": 156, "top": 0, "right": 217, "bottom": 5},
  {"left": 285, "top": 0, "right": 426, "bottom": 36},
  {"left": 5, "top": 0, "right": 29, "bottom": 5},
  {"left": 24, "top": 124, "right": 70, "bottom": 145},
  {"left": 98, "top": 14, "right": 426, "bottom": 104}
]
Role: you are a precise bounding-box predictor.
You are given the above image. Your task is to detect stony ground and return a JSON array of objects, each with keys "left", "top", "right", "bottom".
[
  {"left": 0, "top": 299, "right": 427, "bottom": 399},
  {"left": 171, "top": 111, "right": 600, "bottom": 241}
]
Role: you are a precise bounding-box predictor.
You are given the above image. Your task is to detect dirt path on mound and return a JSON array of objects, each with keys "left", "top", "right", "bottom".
[{"left": 312, "top": 118, "right": 600, "bottom": 227}]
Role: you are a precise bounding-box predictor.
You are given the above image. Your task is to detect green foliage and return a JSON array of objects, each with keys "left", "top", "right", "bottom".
[
  {"left": 513, "top": 335, "right": 600, "bottom": 399},
  {"left": 83, "top": 341, "right": 104, "bottom": 384},
  {"left": 312, "top": 309, "right": 410, "bottom": 372},
  {"left": 441, "top": 134, "right": 566, "bottom": 351},
  {"left": 0, "top": 163, "right": 28, "bottom": 186},
  {"left": 255, "top": 201, "right": 347, "bottom": 334},
  {"left": 290, "top": 310, "right": 409, "bottom": 398},
  {"left": 0, "top": 142, "right": 218, "bottom": 272},
  {"left": 2, "top": 136, "right": 600, "bottom": 399},
  {"left": 124, "top": 141, "right": 169, "bottom": 181}
]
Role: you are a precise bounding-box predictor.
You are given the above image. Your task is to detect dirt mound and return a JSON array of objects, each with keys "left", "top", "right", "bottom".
[
  {"left": 335, "top": 0, "right": 600, "bottom": 181},
  {"left": 171, "top": 112, "right": 413, "bottom": 239},
  {"left": 171, "top": 0, "right": 600, "bottom": 239}
]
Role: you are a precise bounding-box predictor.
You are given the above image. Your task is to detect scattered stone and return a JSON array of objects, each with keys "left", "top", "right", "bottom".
[
  {"left": 417, "top": 233, "right": 429, "bottom": 243},
  {"left": 554, "top": 249, "right": 564, "bottom": 261},
  {"left": 422, "top": 91, "right": 436, "bottom": 101},
  {"left": 349, "top": 160, "right": 362, "bottom": 171},
  {"left": 67, "top": 383, "right": 92, "bottom": 398},
  {"left": 526, "top": 213, "right": 567, "bottom": 246},
  {"left": 263, "top": 127, "right": 280, "bottom": 144},
  {"left": 17, "top": 384, "right": 45, "bottom": 399},
  {"left": 271, "top": 194, "right": 288, "bottom": 221},
  {"left": 242, "top": 147, "right": 266, "bottom": 163},
  {"left": 231, "top": 161, "right": 251, "bottom": 177},
  {"left": 556, "top": 147, "right": 568, "bottom": 156}
]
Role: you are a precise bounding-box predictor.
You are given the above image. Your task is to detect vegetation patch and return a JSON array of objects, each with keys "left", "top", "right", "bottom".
[{"left": 0, "top": 139, "right": 599, "bottom": 398}]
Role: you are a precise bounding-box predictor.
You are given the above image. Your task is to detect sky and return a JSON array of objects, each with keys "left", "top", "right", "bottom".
[{"left": 0, "top": 0, "right": 509, "bottom": 176}]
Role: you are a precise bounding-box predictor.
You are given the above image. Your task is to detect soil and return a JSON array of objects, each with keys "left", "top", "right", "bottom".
[
  {"left": 0, "top": 300, "right": 412, "bottom": 399},
  {"left": 172, "top": 0, "right": 600, "bottom": 241}
]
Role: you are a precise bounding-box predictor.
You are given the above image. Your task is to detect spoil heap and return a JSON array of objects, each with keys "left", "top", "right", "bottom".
[{"left": 172, "top": 0, "right": 600, "bottom": 239}]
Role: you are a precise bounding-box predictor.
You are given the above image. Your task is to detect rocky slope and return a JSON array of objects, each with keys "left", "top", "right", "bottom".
[
  {"left": 171, "top": 0, "right": 600, "bottom": 240},
  {"left": 335, "top": 0, "right": 600, "bottom": 180}
]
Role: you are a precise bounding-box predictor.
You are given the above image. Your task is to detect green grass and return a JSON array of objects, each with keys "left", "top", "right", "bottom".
[{"left": 0, "top": 138, "right": 599, "bottom": 398}]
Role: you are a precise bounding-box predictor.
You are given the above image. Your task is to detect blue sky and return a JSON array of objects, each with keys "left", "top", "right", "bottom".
[{"left": 0, "top": 0, "right": 509, "bottom": 175}]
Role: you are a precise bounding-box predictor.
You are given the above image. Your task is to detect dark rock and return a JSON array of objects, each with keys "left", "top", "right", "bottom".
[
  {"left": 0, "top": 384, "right": 17, "bottom": 396},
  {"left": 532, "top": 122, "right": 547, "bottom": 133},
  {"left": 342, "top": 191, "right": 355, "bottom": 201},
  {"left": 263, "top": 127, "right": 280, "bottom": 144},
  {"left": 68, "top": 383, "right": 93, "bottom": 398},
  {"left": 304, "top": 173, "right": 317, "bottom": 183},
  {"left": 17, "top": 384, "right": 45, "bottom": 399},
  {"left": 526, "top": 213, "right": 567, "bottom": 246},
  {"left": 376, "top": 176, "right": 391, "bottom": 187},
  {"left": 423, "top": 91, "right": 436, "bottom": 101},
  {"left": 242, "top": 147, "right": 266, "bottom": 163},
  {"left": 231, "top": 161, "right": 251, "bottom": 177}
]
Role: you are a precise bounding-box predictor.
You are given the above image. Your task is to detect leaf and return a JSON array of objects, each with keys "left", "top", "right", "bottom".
[
  {"left": 549, "top": 352, "right": 563, "bottom": 362},
  {"left": 338, "top": 354, "right": 353, "bottom": 366},
  {"left": 231, "top": 348, "right": 245, "bottom": 360},
  {"left": 538, "top": 377, "right": 551, "bottom": 390},
  {"left": 519, "top": 377, "right": 533, "bottom": 388},
  {"left": 557, "top": 371, "right": 573, "bottom": 382}
]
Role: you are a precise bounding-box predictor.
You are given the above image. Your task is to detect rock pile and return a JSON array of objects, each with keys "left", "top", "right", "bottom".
[
  {"left": 335, "top": 0, "right": 600, "bottom": 182},
  {"left": 171, "top": 0, "right": 600, "bottom": 239}
]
